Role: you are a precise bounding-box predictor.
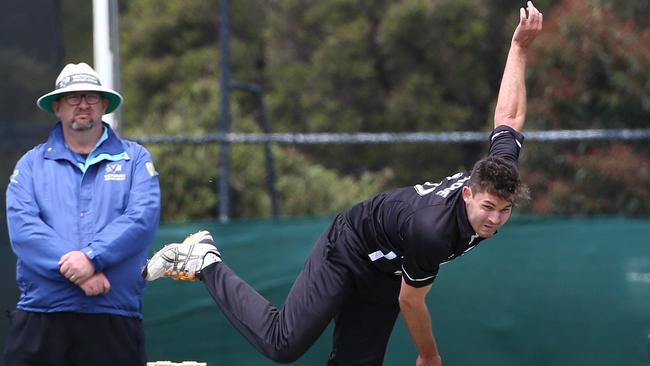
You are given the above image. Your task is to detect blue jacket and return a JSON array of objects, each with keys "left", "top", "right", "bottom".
[{"left": 6, "top": 122, "right": 160, "bottom": 318}]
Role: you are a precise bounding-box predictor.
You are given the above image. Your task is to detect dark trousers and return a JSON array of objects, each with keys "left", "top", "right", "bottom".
[
  {"left": 201, "top": 215, "right": 402, "bottom": 365},
  {"left": 4, "top": 311, "right": 146, "bottom": 366}
]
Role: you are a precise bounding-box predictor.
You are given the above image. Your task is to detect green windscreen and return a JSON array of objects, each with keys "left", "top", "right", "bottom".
[{"left": 143, "top": 216, "right": 650, "bottom": 366}]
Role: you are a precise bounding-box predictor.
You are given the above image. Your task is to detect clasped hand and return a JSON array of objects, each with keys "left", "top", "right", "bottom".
[{"left": 59, "top": 250, "right": 111, "bottom": 296}]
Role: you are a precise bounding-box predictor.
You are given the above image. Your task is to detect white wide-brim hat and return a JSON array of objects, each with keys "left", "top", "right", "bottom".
[{"left": 37, "top": 62, "right": 123, "bottom": 115}]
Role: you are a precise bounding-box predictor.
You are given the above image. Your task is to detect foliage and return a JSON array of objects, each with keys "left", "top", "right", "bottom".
[
  {"left": 116, "top": 0, "right": 650, "bottom": 221},
  {"left": 523, "top": 0, "right": 650, "bottom": 215},
  {"left": 120, "top": 0, "right": 391, "bottom": 222},
  {"left": 524, "top": 142, "right": 650, "bottom": 215},
  {"left": 0, "top": 49, "right": 53, "bottom": 122},
  {"left": 263, "top": 0, "right": 499, "bottom": 181},
  {"left": 528, "top": 0, "right": 650, "bottom": 129}
]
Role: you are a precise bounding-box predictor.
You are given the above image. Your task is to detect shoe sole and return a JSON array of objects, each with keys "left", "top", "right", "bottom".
[
  {"left": 149, "top": 243, "right": 201, "bottom": 281},
  {"left": 149, "top": 238, "right": 220, "bottom": 281}
]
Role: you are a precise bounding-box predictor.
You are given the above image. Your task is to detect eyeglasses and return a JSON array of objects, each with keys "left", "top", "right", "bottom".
[{"left": 61, "top": 93, "right": 102, "bottom": 106}]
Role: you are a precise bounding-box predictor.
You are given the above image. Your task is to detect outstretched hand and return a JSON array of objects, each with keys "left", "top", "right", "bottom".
[{"left": 512, "top": 1, "right": 543, "bottom": 49}]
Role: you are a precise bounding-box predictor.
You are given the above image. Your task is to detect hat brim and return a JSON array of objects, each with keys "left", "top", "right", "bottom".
[{"left": 37, "top": 84, "right": 123, "bottom": 115}]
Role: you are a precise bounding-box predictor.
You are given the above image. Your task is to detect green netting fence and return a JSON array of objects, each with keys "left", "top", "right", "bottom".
[{"left": 1, "top": 216, "right": 649, "bottom": 365}]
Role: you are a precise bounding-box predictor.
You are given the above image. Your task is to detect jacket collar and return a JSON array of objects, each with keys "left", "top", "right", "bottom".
[{"left": 44, "top": 122, "right": 125, "bottom": 162}]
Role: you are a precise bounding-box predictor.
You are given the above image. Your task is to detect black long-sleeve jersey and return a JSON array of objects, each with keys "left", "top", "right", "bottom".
[{"left": 344, "top": 125, "right": 524, "bottom": 288}]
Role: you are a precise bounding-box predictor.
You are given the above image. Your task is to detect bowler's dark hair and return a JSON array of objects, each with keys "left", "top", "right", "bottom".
[{"left": 468, "top": 156, "right": 529, "bottom": 204}]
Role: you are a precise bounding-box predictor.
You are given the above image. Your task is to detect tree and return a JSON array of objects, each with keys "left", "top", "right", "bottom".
[
  {"left": 120, "top": 0, "right": 390, "bottom": 221},
  {"left": 118, "top": 0, "right": 650, "bottom": 220},
  {"left": 264, "top": 0, "right": 505, "bottom": 184},
  {"left": 523, "top": 0, "right": 650, "bottom": 215}
]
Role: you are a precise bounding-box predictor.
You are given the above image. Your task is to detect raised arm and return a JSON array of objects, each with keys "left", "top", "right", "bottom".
[{"left": 494, "top": 1, "right": 543, "bottom": 132}]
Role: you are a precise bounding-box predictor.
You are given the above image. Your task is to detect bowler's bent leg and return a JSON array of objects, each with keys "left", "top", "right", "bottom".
[
  {"left": 200, "top": 225, "right": 353, "bottom": 363},
  {"left": 328, "top": 271, "right": 402, "bottom": 365}
]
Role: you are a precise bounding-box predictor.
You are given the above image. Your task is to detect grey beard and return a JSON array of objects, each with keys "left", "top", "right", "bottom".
[{"left": 70, "top": 120, "right": 95, "bottom": 131}]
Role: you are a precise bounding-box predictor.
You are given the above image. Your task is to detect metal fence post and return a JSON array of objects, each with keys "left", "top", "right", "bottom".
[
  {"left": 218, "top": 0, "right": 231, "bottom": 222},
  {"left": 230, "top": 82, "right": 280, "bottom": 218}
]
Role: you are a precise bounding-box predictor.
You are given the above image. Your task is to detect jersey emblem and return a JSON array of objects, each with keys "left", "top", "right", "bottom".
[
  {"left": 368, "top": 250, "right": 397, "bottom": 262},
  {"left": 104, "top": 163, "right": 126, "bottom": 181},
  {"left": 9, "top": 169, "right": 19, "bottom": 184},
  {"left": 414, "top": 182, "right": 440, "bottom": 196},
  {"left": 145, "top": 161, "right": 156, "bottom": 177},
  {"left": 415, "top": 172, "right": 467, "bottom": 197},
  {"left": 436, "top": 176, "right": 470, "bottom": 198}
]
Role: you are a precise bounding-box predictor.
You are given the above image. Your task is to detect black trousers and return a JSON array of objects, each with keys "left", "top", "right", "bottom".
[
  {"left": 201, "top": 214, "right": 402, "bottom": 365},
  {"left": 4, "top": 311, "right": 146, "bottom": 366}
]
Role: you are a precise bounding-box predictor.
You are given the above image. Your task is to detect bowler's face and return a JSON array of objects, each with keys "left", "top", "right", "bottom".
[
  {"left": 462, "top": 186, "right": 513, "bottom": 238},
  {"left": 52, "top": 92, "right": 108, "bottom": 133}
]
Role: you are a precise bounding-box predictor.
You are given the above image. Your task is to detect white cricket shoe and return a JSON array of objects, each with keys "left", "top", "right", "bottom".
[{"left": 143, "top": 230, "right": 221, "bottom": 281}]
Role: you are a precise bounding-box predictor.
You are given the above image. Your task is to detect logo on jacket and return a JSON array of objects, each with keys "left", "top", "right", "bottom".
[
  {"left": 145, "top": 161, "right": 156, "bottom": 177},
  {"left": 104, "top": 163, "right": 126, "bottom": 181},
  {"left": 9, "top": 169, "right": 19, "bottom": 184}
]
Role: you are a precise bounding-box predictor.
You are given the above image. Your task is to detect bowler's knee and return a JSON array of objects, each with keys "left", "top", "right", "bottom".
[{"left": 266, "top": 346, "right": 305, "bottom": 363}]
